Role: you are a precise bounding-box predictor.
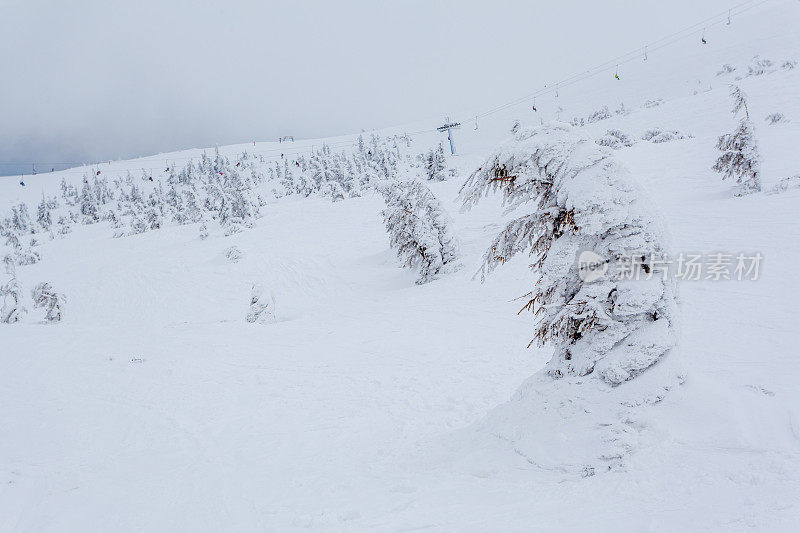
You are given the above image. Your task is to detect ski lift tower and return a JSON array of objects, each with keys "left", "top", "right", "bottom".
[{"left": 437, "top": 116, "right": 461, "bottom": 155}]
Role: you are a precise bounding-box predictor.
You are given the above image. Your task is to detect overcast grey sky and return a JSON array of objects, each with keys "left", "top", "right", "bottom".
[{"left": 1, "top": 0, "right": 736, "bottom": 176}]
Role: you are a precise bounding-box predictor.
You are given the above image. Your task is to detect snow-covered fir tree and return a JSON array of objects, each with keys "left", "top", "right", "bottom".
[
  {"left": 128, "top": 214, "right": 148, "bottom": 235},
  {"left": 10, "top": 203, "right": 33, "bottom": 234},
  {"left": 57, "top": 216, "right": 72, "bottom": 236},
  {"left": 380, "top": 180, "right": 459, "bottom": 284},
  {"left": 13, "top": 247, "right": 41, "bottom": 266},
  {"left": 31, "top": 282, "right": 65, "bottom": 323},
  {"left": 246, "top": 284, "right": 276, "bottom": 324},
  {"left": 60, "top": 178, "right": 78, "bottom": 206},
  {"left": 1, "top": 257, "right": 26, "bottom": 324},
  {"left": 322, "top": 180, "right": 346, "bottom": 202},
  {"left": 3, "top": 231, "right": 20, "bottom": 250},
  {"left": 425, "top": 143, "right": 447, "bottom": 181},
  {"left": 37, "top": 195, "right": 53, "bottom": 230},
  {"left": 713, "top": 85, "right": 762, "bottom": 195},
  {"left": 79, "top": 177, "right": 100, "bottom": 222},
  {"left": 460, "top": 122, "right": 676, "bottom": 385}
]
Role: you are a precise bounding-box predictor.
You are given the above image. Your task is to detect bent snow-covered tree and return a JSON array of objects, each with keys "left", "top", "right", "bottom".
[
  {"left": 713, "top": 85, "right": 762, "bottom": 195},
  {"left": 31, "top": 282, "right": 65, "bottom": 323},
  {"left": 460, "top": 122, "right": 677, "bottom": 385},
  {"left": 380, "top": 180, "right": 459, "bottom": 284}
]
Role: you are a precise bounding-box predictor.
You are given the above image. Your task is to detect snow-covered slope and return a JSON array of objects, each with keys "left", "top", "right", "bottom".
[{"left": 2, "top": 2, "right": 799, "bottom": 530}]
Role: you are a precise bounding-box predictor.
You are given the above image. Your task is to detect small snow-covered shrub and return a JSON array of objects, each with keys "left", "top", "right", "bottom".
[
  {"left": 764, "top": 113, "right": 788, "bottom": 125},
  {"left": 614, "top": 103, "right": 630, "bottom": 116},
  {"left": 587, "top": 105, "right": 611, "bottom": 123},
  {"left": 223, "top": 218, "right": 245, "bottom": 236},
  {"left": 246, "top": 284, "right": 276, "bottom": 324},
  {"left": 766, "top": 175, "right": 800, "bottom": 195},
  {"left": 713, "top": 86, "right": 761, "bottom": 195},
  {"left": 716, "top": 64, "right": 736, "bottom": 76},
  {"left": 747, "top": 55, "right": 773, "bottom": 76},
  {"left": 642, "top": 98, "right": 664, "bottom": 108},
  {"left": 13, "top": 248, "right": 41, "bottom": 266},
  {"left": 225, "top": 246, "right": 243, "bottom": 263},
  {"left": 380, "top": 180, "right": 459, "bottom": 284},
  {"left": 650, "top": 131, "right": 677, "bottom": 143},
  {"left": 641, "top": 128, "right": 664, "bottom": 142},
  {"left": 31, "top": 282, "right": 64, "bottom": 323},
  {"left": 641, "top": 128, "right": 690, "bottom": 143},
  {"left": 781, "top": 60, "right": 797, "bottom": 70},
  {"left": 596, "top": 129, "right": 635, "bottom": 149}
]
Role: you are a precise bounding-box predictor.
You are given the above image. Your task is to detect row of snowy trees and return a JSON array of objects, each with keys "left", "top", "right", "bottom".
[
  {"left": 1, "top": 132, "right": 454, "bottom": 325},
  {"left": 0, "top": 148, "right": 267, "bottom": 248},
  {"left": 274, "top": 134, "right": 413, "bottom": 199},
  {"left": 0, "top": 132, "right": 450, "bottom": 254}
]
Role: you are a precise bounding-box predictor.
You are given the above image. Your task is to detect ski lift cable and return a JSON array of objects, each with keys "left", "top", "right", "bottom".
[
  {"left": 462, "top": 0, "right": 768, "bottom": 122},
  {"left": 3, "top": 0, "right": 766, "bottom": 170},
  {"left": 470, "top": 0, "right": 764, "bottom": 120},
  {"left": 1, "top": 0, "right": 771, "bottom": 178}
]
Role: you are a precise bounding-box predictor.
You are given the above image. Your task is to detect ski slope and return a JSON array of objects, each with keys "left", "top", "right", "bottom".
[{"left": 2, "top": 1, "right": 800, "bottom": 530}]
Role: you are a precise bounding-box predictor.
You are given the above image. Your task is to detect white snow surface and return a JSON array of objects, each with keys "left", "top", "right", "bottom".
[{"left": 2, "top": 2, "right": 800, "bottom": 530}]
